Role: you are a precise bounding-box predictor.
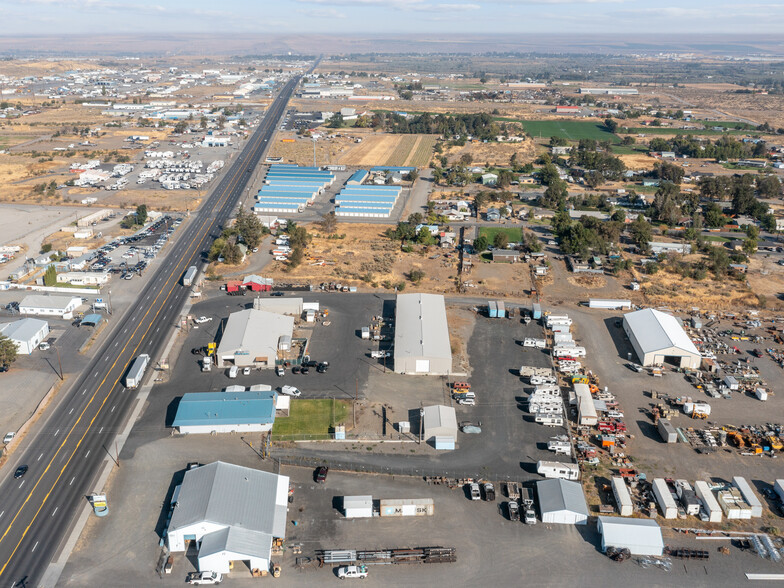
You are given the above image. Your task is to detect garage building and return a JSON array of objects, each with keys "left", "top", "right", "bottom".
[
  {"left": 216, "top": 309, "right": 294, "bottom": 368},
  {"left": 393, "top": 293, "right": 452, "bottom": 375},
  {"left": 422, "top": 405, "right": 458, "bottom": 450},
  {"left": 537, "top": 478, "right": 589, "bottom": 525},
  {"left": 597, "top": 516, "right": 664, "bottom": 556},
  {"left": 622, "top": 308, "right": 701, "bottom": 369},
  {"left": 19, "top": 295, "right": 81, "bottom": 319},
  {"left": 172, "top": 391, "right": 277, "bottom": 434},
  {"left": 0, "top": 318, "right": 49, "bottom": 355},
  {"left": 167, "top": 462, "right": 288, "bottom": 575}
]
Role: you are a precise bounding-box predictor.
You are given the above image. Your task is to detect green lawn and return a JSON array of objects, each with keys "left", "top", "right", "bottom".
[
  {"left": 0, "top": 134, "right": 36, "bottom": 148},
  {"left": 625, "top": 184, "right": 659, "bottom": 193},
  {"left": 611, "top": 144, "right": 648, "bottom": 155},
  {"left": 272, "top": 399, "right": 349, "bottom": 440},
  {"left": 521, "top": 120, "right": 619, "bottom": 143},
  {"left": 479, "top": 226, "right": 523, "bottom": 243}
]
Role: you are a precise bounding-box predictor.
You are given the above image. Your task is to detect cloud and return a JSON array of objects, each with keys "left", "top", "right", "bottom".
[{"left": 296, "top": 6, "right": 347, "bottom": 18}]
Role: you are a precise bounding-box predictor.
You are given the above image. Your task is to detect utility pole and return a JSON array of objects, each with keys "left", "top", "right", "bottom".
[
  {"left": 115, "top": 440, "right": 120, "bottom": 467},
  {"left": 419, "top": 404, "right": 424, "bottom": 445},
  {"left": 55, "top": 346, "right": 63, "bottom": 380}
]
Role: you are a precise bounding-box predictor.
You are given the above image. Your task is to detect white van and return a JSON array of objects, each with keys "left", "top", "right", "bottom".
[
  {"left": 280, "top": 385, "right": 301, "bottom": 397},
  {"left": 228, "top": 365, "right": 238, "bottom": 378}
]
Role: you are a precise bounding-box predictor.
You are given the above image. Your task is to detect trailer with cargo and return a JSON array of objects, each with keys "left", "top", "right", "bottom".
[
  {"left": 652, "top": 478, "right": 678, "bottom": 519},
  {"left": 182, "top": 265, "right": 198, "bottom": 287},
  {"left": 733, "top": 477, "right": 763, "bottom": 517},
  {"left": 612, "top": 477, "right": 633, "bottom": 516},
  {"left": 675, "top": 480, "right": 701, "bottom": 516},
  {"left": 125, "top": 354, "right": 150, "bottom": 389}
]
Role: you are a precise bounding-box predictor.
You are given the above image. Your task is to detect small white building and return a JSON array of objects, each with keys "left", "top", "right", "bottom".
[
  {"left": 422, "top": 404, "right": 458, "bottom": 450},
  {"left": 56, "top": 271, "right": 109, "bottom": 286},
  {"left": 343, "top": 495, "right": 374, "bottom": 518},
  {"left": 167, "top": 462, "right": 288, "bottom": 575},
  {"left": 19, "top": 295, "right": 81, "bottom": 319},
  {"left": 0, "top": 318, "right": 49, "bottom": 354},
  {"left": 597, "top": 516, "right": 664, "bottom": 556}
]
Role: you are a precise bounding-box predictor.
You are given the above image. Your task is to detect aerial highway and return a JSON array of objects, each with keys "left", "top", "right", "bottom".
[{"left": 0, "top": 73, "right": 302, "bottom": 587}]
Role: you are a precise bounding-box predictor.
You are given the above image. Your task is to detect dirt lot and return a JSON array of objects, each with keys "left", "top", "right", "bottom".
[
  {"left": 442, "top": 138, "right": 535, "bottom": 167},
  {"left": 339, "top": 133, "right": 437, "bottom": 167}
]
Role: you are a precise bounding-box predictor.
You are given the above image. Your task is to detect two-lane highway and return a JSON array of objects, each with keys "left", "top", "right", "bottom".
[{"left": 0, "top": 74, "right": 301, "bottom": 587}]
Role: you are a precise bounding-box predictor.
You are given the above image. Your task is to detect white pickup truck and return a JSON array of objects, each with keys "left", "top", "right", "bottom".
[{"left": 186, "top": 571, "right": 222, "bottom": 585}]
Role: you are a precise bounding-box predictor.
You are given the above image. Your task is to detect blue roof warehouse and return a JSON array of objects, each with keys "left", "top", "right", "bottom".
[{"left": 173, "top": 390, "right": 278, "bottom": 435}]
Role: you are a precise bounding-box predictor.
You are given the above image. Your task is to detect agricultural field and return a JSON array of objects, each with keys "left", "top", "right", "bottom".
[
  {"left": 521, "top": 120, "right": 620, "bottom": 143},
  {"left": 338, "top": 133, "right": 437, "bottom": 167}
]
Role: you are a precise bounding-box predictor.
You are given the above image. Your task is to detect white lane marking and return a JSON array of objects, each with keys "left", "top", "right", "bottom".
[
  {"left": 37, "top": 453, "right": 43, "bottom": 461},
  {"left": 85, "top": 450, "right": 91, "bottom": 458},
  {"left": 70, "top": 477, "right": 75, "bottom": 486},
  {"left": 111, "top": 405, "right": 115, "bottom": 413},
  {"left": 99, "top": 427, "right": 104, "bottom": 434},
  {"left": 82, "top": 390, "right": 87, "bottom": 395},
  {"left": 51, "top": 507, "right": 58, "bottom": 517},
  {"left": 123, "top": 328, "right": 128, "bottom": 334},
  {"left": 18, "top": 481, "right": 24, "bottom": 489},
  {"left": 69, "top": 408, "right": 74, "bottom": 415},
  {"left": 31, "top": 541, "right": 38, "bottom": 552},
  {"left": 94, "top": 371, "right": 98, "bottom": 377},
  {"left": 54, "top": 429, "right": 60, "bottom": 437},
  {"left": 104, "top": 356, "right": 109, "bottom": 361},
  {"left": 0, "top": 510, "right": 4, "bottom": 519}
]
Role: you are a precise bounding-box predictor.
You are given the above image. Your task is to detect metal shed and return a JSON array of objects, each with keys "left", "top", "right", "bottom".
[
  {"left": 537, "top": 478, "right": 589, "bottom": 525},
  {"left": 597, "top": 517, "right": 664, "bottom": 556}
]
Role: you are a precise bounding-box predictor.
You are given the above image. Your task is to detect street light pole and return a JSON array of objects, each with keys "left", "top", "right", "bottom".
[{"left": 55, "top": 346, "right": 63, "bottom": 380}]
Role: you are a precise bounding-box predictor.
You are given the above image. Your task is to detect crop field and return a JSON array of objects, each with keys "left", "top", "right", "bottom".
[
  {"left": 521, "top": 120, "right": 619, "bottom": 143},
  {"left": 339, "top": 133, "right": 437, "bottom": 167}
]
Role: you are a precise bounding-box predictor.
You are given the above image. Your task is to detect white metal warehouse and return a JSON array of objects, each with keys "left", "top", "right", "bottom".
[
  {"left": 423, "top": 405, "right": 458, "bottom": 450},
  {"left": 167, "top": 462, "right": 288, "bottom": 574},
  {"left": 536, "top": 478, "right": 589, "bottom": 525},
  {"left": 622, "top": 308, "right": 701, "bottom": 369},
  {"left": 19, "top": 295, "right": 81, "bottom": 319},
  {"left": 597, "top": 516, "right": 664, "bottom": 556},
  {"left": 216, "top": 309, "right": 294, "bottom": 368},
  {"left": 0, "top": 318, "right": 49, "bottom": 355},
  {"left": 393, "top": 293, "right": 452, "bottom": 375}
]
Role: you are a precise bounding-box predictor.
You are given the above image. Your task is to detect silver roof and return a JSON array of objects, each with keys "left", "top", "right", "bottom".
[
  {"left": 169, "top": 461, "right": 288, "bottom": 539},
  {"left": 19, "top": 294, "right": 80, "bottom": 310},
  {"left": 218, "top": 309, "right": 293, "bottom": 357},
  {"left": 624, "top": 309, "right": 699, "bottom": 356},
  {"left": 537, "top": 478, "right": 589, "bottom": 516},
  {"left": 0, "top": 318, "right": 48, "bottom": 342},
  {"left": 198, "top": 526, "right": 273, "bottom": 560},
  {"left": 394, "top": 293, "right": 452, "bottom": 363},
  {"left": 423, "top": 405, "right": 458, "bottom": 435}
]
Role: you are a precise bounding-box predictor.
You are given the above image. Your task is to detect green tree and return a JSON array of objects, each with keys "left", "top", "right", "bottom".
[
  {"left": 409, "top": 268, "right": 426, "bottom": 284},
  {"left": 473, "top": 235, "right": 488, "bottom": 252},
  {"left": 405, "top": 170, "right": 419, "bottom": 182},
  {"left": 621, "top": 136, "right": 635, "bottom": 146},
  {"left": 745, "top": 224, "right": 760, "bottom": 240},
  {"left": 704, "top": 202, "right": 726, "bottom": 228},
  {"left": 208, "top": 237, "right": 226, "bottom": 262},
  {"left": 473, "top": 192, "right": 488, "bottom": 212},
  {"left": 327, "top": 112, "right": 344, "bottom": 128},
  {"left": 417, "top": 227, "right": 436, "bottom": 246},
  {"left": 287, "top": 246, "right": 304, "bottom": 269},
  {"left": 493, "top": 231, "right": 509, "bottom": 249},
  {"left": 743, "top": 237, "right": 758, "bottom": 255},
  {"left": 757, "top": 175, "right": 782, "bottom": 198},
  {"left": 235, "top": 208, "right": 266, "bottom": 249},
  {"left": 630, "top": 214, "right": 652, "bottom": 253},
  {"left": 43, "top": 264, "right": 57, "bottom": 286},
  {"left": 0, "top": 334, "right": 18, "bottom": 369},
  {"left": 40, "top": 243, "right": 53, "bottom": 254},
  {"left": 174, "top": 121, "right": 188, "bottom": 134},
  {"left": 524, "top": 231, "right": 542, "bottom": 253},
  {"left": 135, "top": 204, "right": 148, "bottom": 225},
  {"left": 604, "top": 118, "right": 619, "bottom": 133}
]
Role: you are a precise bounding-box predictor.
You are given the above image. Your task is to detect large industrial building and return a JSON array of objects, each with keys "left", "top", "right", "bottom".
[
  {"left": 597, "top": 517, "right": 664, "bottom": 556},
  {"left": 172, "top": 391, "right": 278, "bottom": 434},
  {"left": 393, "top": 293, "right": 452, "bottom": 375},
  {"left": 0, "top": 318, "right": 49, "bottom": 355},
  {"left": 167, "top": 462, "right": 288, "bottom": 574},
  {"left": 216, "top": 309, "right": 294, "bottom": 368},
  {"left": 622, "top": 308, "right": 701, "bottom": 369}
]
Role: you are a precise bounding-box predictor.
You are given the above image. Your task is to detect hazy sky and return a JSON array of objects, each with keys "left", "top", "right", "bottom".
[{"left": 3, "top": 0, "right": 784, "bottom": 35}]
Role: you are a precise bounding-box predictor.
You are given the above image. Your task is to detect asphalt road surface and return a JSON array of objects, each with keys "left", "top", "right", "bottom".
[{"left": 0, "top": 75, "right": 302, "bottom": 587}]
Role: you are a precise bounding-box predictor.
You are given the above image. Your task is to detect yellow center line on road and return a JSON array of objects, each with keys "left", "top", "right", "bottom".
[{"left": 0, "top": 116, "right": 273, "bottom": 575}]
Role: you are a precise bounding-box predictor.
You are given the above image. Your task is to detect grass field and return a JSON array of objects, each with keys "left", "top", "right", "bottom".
[
  {"left": 479, "top": 227, "right": 523, "bottom": 243},
  {"left": 271, "top": 399, "right": 350, "bottom": 440},
  {"left": 522, "top": 120, "right": 619, "bottom": 143}
]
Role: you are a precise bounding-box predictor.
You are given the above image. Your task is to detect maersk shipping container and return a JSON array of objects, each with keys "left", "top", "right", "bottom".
[
  {"left": 657, "top": 418, "right": 678, "bottom": 443},
  {"left": 652, "top": 478, "right": 677, "bottom": 519},
  {"left": 379, "top": 498, "right": 435, "bottom": 517},
  {"left": 733, "top": 477, "right": 763, "bottom": 517},
  {"left": 612, "top": 477, "right": 633, "bottom": 516},
  {"left": 694, "top": 480, "right": 722, "bottom": 523}
]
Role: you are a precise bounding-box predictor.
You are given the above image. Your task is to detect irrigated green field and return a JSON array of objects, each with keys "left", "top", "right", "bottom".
[{"left": 522, "top": 120, "right": 619, "bottom": 143}]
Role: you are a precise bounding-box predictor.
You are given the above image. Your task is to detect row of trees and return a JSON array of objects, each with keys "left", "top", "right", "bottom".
[
  {"left": 378, "top": 112, "right": 500, "bottom": 141},
  {"left": 208, "top": 209, "right": 268, "bottom": 265},
  {"left": 648, "top": 135, "right": 767, "bottom": 160}
]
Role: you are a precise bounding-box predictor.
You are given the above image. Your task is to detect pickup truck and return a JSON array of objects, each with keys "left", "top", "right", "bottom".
[
  {"left": 468, "top": 482, "right": 481, "bottom": 500},
  {"left": 483, "top": 482, "right": 496, "bottom": 501},
  {"left": 508, "top": 500, "right": 520, "bottom": 521},
  {"left": 186, "top": 571, "right": 222, "bottom": 585}
]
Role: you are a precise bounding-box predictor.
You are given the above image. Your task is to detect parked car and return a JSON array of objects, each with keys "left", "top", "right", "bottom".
[
  {"left": 280, "top": 385, "right": 301, "bottom": 397},
  {"left": 243, "top": 367, "right": 251, "bottom": 376},
  {"left": 270, "top": 292, "right": 284, "bottom": 297},
  {"left": 300, "top": 366, "right": 309, "bottom": 375},
  {"left": 317, "top": 362, "right": 329, "bottom": 373},
  {"left": 194, "top": 316, "right": 212, "bottom": 324},
  {"left": 38, "top": 342, "right": 50, "bottom": 351},
  {"left": 315, "top": 466, "right": 329, "bottom": 483},
  {"left": 228, "top": 366, "right": 238, "bottom": 379},
  {"left": 14, "top": 465, "right": 28, "bottom": 479},
  {"left": 469, "top": 482, "right": 481, "bottom": 500},
  {"left": 292, "top": 366, "right": 301, "bottom": 375},
  {"left": 3, "top": 432, "right": 15, "bottom": 444},
  {"left": 483, "top": 482, "right": 496, "bottom": 501},
  {"left": 186, "top": 571, "right": 222, "bottom": 585},
  {"left": 337, "top": 565, "right": 368, "bottom": 580},
  {"left": 276, "top": 365, "right": 285, "bottom": 377}
]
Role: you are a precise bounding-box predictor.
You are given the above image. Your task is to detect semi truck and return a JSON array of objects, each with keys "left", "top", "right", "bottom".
[
  {"left": 125, "top": 354, "right": 150, "bottom": 389},
  {"left": 183, "top": 265, "right": 198, "bottom": 287}
]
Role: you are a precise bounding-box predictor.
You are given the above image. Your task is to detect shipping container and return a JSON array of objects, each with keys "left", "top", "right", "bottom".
[
  {"left": 182, "top": 265, "right": 197, "bottom": 287},
  {"left": 694, "top": 480, "right": 722, "bottom": 523},
  {"left": 488, "top": 300, "right": 497, "bottom": 318},
  {"left": 379, "top": 498, "right": 434, "bottom": 517},
  {"left": 125, "top": 354, "right": 150, "bottom": 389},
  {"left": 723, "top": 376, "right": 739, "bottom": 391},
  {"left": 657, "top": 418, "right": 678, "bottom": 443},
  {"left": 532, "top": 303, "right": 542, "bottom": 320},
  {"left": 588, "top": 299, "right": 631, "bottom": 310},
  {"left": 612, "top": 477, "right": 633, "bottom": 516},
  {"left": 497, "top": 301, "right": 506, "bottom": 318},
  {"left": 733, "top": 477, "right": 763, "bottom": 517},
  {"left": 343, "top": 495, "right": 373, "bottom": 518},
  {"left": 652, "top": 478, "right": 677, "bottom": 519}
]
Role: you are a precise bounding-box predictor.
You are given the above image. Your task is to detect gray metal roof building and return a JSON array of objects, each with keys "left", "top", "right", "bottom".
[
  {"left": 0, "top": 318, "right": 49, "bottom": 355},
  {"left": 622, "top": 308, "right": 700, "bottom": 369},
  {"left": 393, "top": 293, "right": 452, "bottom": 375},
  {"left": 167, "top": 461, "right": 289, "bottom": 574},
  {"left": 216, "top": 309, "right": 294, "bottom": 368},
  {"left": 537, "top": 478, "right": 589, "bottom": 525},
  {"left": 597, "top": 516, "right": 664, "bottom": 555}
]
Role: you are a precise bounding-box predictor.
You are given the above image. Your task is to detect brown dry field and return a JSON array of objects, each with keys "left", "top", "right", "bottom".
[
  {"left": 0, "top": 60, "right": 90, "bottom": 76},
  {"left": 291, "top": 97, "right": 540, "bottom": 118},
  {"left": 617, "top": 152, "right": 657, "bottom": 170},
  {"left": 266, "top": 132, "right": 356, "bottom": 166},
  {"left": 443, "top": 138, "right": 535, "bottom": 167},
  {"left": 338, "top": 133, "right": 437, "bottom": 167}
]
